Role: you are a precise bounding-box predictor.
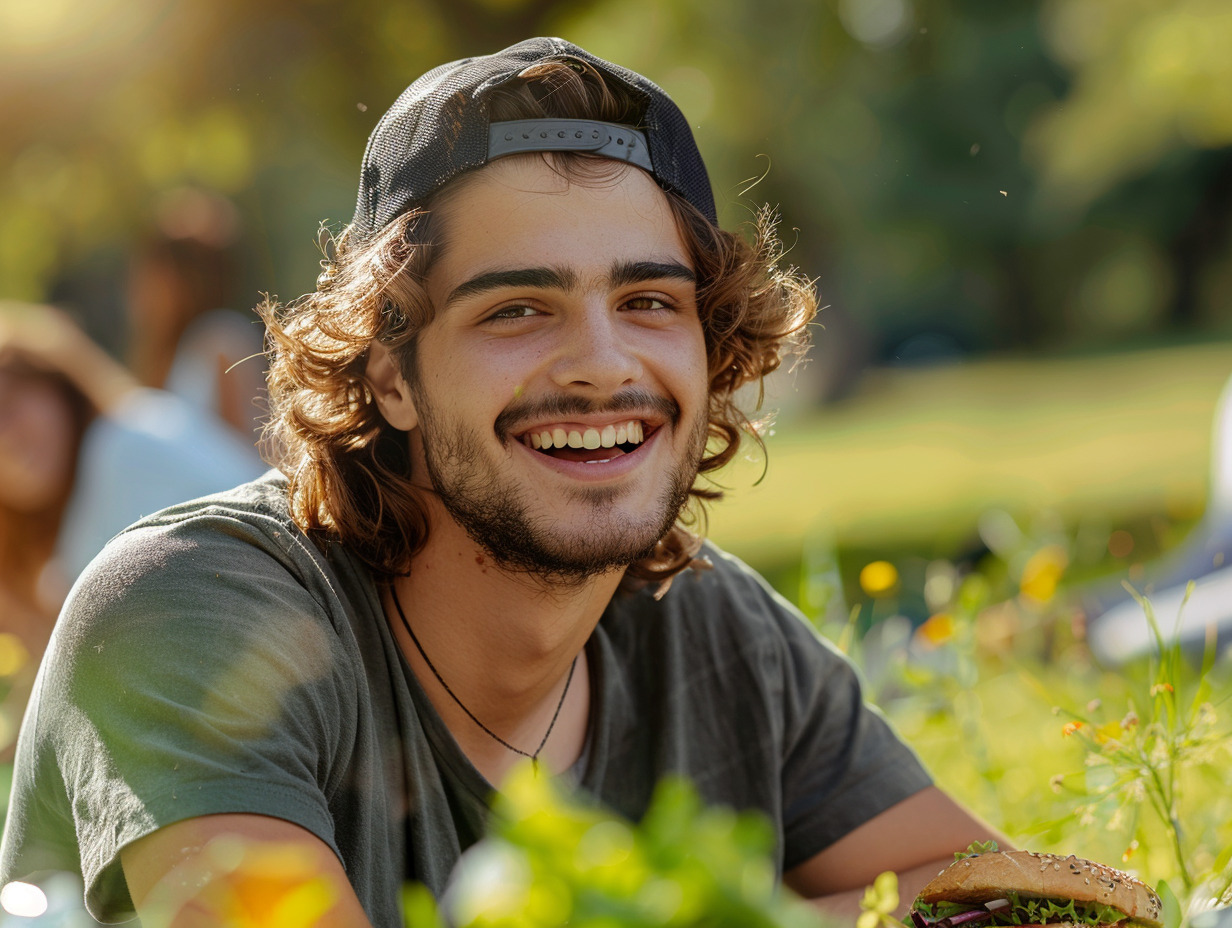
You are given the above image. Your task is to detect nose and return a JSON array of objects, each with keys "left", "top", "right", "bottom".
[{"left": 548, "top": 304, "right": 643, "bottom": 393}]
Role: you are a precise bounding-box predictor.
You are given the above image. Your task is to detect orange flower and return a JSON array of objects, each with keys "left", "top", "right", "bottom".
[
  {"left": 221, "top": 845, "right": 337, "bottom": 927},
  {"left": 156, "top": 842, "right": 340, "bottom": 928},
  {"left": 1062, "top": 721, "right": 1084, "bottom": 737},
  {"left": 917, "top": 613, "right": 956, "bottom": 648}
]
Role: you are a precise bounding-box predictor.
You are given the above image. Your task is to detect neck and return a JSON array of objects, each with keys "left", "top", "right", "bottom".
[{"left": 385, "top": 509, "right": 621, "bottom": 781}]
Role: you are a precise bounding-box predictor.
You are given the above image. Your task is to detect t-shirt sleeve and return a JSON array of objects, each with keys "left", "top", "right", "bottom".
[
  {"left": 2, "top": 512, "right": 358, "bottom": 922},
  {"left": 706, "top": 550, "right": 933, "bottom": 871},
  {"left": 775, "top": 607, "right": 932, "bottom": 869}
]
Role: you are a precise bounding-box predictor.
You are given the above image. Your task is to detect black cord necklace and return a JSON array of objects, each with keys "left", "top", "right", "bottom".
[{"left": 391, "top": 584, "right": 577, "bottom": 773}]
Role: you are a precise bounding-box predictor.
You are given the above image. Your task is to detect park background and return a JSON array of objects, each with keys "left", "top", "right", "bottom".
[
  {"left": 4, "top": 0, "right": 1232, "bottom": 577},
  {"left": 3, "top": 0, "right": 1232, "bottom": 923}
]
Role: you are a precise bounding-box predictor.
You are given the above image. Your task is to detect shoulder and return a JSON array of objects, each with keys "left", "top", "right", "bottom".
[
  {"left": 649, "top": 541, "right": 830, "bottom": 648},
  {"left": 35, "top": 473, "right": 372, "bottom": 777},
  {"left": 116, "top": 469, "right": 296, "bottom": 540},
  {"left": 57, "top": 393, "right": 267, "bottom": 576},
  {"left": 604, "top": 540, "right": 847, "bottom": 685},
  {"left": 80, "top": 473, "right": 301, "bottom": 584},
  {"left": 59, "top": 473, "right": 358, "bottom": 659}
]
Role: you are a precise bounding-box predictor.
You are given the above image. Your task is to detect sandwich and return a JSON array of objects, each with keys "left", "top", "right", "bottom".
[{"left": 908, "top": 848, "right": 1163, "bottom": 928}]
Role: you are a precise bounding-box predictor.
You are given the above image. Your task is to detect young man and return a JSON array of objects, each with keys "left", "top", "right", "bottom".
[{"left": 1, "top": 38, "right": 1005, "bottom": 926}]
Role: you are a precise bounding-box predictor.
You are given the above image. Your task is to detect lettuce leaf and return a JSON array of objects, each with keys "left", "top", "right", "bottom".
[
  {"left": 954, "top": 841, "right": 1001, "bottom": 861},
  {"left": 910, "top": 893, "right": 1129, "bottom": 927}
]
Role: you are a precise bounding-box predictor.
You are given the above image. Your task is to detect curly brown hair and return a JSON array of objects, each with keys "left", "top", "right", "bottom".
[{"left": 260, "top": 58, "right": 816, "bottom": 582}]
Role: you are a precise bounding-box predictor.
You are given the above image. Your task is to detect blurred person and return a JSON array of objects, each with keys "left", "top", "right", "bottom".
[
  {"left": 0, "top": 323, "right": 101, "bottom": 757},
  {"left": 0, "top": 305, "right": 132, "bottom": 668},
  {"left": 126, "top": 187, "right": 268, "bottom": 443},
  {"left": 0, "top": 302, "right": 265, "bottom": 642},
  {"left": 1, "top": 40, "right": 1007, "bottom": 927}
]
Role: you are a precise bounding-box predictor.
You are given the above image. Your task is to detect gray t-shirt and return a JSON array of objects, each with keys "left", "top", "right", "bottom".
[{"left": 1, "top": 474, "right": 930, "bottom": 925}]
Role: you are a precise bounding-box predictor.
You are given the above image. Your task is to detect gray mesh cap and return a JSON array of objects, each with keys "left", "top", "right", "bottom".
[{"left": 350, "top": 37, "right": 717, "bottom": 239}]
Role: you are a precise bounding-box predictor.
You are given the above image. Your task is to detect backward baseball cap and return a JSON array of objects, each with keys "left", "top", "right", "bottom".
[{"left": 350, "top": 36, "right": 717, "bottom": 240}]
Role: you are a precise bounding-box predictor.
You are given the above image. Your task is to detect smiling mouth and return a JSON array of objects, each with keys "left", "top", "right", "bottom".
[{"left": 519, "top": 419, "right": 651, "bottom": 462}]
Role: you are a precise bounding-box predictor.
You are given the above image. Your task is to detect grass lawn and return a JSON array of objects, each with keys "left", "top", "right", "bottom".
[{"left": 706, "top": 340, "right": 1232, "bottom": 570}]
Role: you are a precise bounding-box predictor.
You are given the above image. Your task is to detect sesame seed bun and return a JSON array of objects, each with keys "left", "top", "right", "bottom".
[{"left": 916, "top": 851, "right": 1162, "bottom": 927}]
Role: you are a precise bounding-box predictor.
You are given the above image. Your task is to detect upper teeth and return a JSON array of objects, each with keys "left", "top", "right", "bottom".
[{"left": 527, "top": 420, "right": 645, "bottom": 451}]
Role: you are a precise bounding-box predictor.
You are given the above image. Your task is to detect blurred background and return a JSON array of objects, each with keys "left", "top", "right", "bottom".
[
  {"left": 4, "top": 0, "right": 1232, "bottom": 632},
  {"left": 5, "top": 0, "right": 1232, "bottom": 915},
  {"left": 2, "top": 0, "right": 1232, "bottom": 596}
]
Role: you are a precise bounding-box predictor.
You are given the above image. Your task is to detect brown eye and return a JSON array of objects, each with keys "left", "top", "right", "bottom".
[
  {"left": 623, "top": 296, "right": 669, "bottom": 312},
  {"left": 489, "top": 305, "right": 538, "bottom": 321}
]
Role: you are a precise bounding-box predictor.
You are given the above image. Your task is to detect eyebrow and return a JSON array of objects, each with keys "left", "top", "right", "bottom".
[
  {"left": 609, "top": 260, "right": 696, "bottom": 288},
  {"left": 443, "top": 260, "right": 696, "bottom": 308},
  {"left": 445, "top": 267, "right": 577, "bottom": 307}
]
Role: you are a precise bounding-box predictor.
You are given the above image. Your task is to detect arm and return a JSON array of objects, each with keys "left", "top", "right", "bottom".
[
  {"left": 122, "top": 813, "right": 374, "bottom": 928},
  {"left": 783, "top": 786, "right": 1014, "bottom": 923}
]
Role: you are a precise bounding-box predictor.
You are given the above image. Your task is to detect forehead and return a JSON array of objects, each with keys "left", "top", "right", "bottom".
[{"left": 427, "top": 155, "right": 690, "bottom": 287}]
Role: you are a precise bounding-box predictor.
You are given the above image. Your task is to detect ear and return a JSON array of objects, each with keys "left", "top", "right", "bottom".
[{"left": 365, "top": 340, "right": 419, "bottom": 431}]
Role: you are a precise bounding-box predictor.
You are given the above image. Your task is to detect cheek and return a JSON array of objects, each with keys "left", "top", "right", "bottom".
[
  {"left": 670, "top": 321, "right": 710, "bottom": 405},
  {"left": 421, "top": 335, "right": 540, "bottom": 414},
  {"left": 30, "top": 386, "right": 75, "bottom": 454},
  {"left": 0, "top": 389, "right": 78, "bottom": 510}
]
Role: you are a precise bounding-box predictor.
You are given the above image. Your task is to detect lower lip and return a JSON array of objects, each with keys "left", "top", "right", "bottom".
[{"left": 511, "top": 428, "right": 661, "bottom": 482}]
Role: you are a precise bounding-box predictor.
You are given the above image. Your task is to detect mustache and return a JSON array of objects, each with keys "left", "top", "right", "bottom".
[{"left": 494, "top": 389, "right": 681, "bottom": 438}]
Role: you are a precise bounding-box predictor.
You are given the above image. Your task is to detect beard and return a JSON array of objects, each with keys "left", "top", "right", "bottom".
[{"left": 413, "top": 388, "right": 708, "bottom": 584}]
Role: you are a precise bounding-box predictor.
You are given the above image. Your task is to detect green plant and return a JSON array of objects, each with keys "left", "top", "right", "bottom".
[
  {"left": 856, "top": 871, "right": 901, "bottom": 928},
  {"left": 1049, "top": 583, "right": 1232, "bottom": 916},
  {"left": 433, "top": 765, "right": 826, "bottom": 928},
  {"left": 789, "top": 512, "right": 1232, "bottom": 925}
]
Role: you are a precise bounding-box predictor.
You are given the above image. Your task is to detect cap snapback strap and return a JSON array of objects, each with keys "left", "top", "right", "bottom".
[{"left": 488, "top": 119, "right": 654, "bottom": 173}]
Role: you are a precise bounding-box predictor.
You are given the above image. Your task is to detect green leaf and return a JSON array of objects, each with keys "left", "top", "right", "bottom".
[
  {"left": 1156, "top": 879, "right": 1182, "bottom": 928},
  {"left": 954, "top": 840, "right": 999, "bottom": 860},
  {"left": 402, "top": 882, "right": 445, "bottom": 928},
  {"left": 873, "top": 871, "right": 899, "bottom": 906},
  {"left": 858, "top": 911, "right": 882, "bottom": 928},
  {"left": 861, "top": 871, "right": 899, "bottom": 917}
]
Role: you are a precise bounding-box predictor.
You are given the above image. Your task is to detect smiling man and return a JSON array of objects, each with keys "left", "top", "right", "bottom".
[{"left": 0, "top": 38, "right": 1006, "bottom": 926}]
